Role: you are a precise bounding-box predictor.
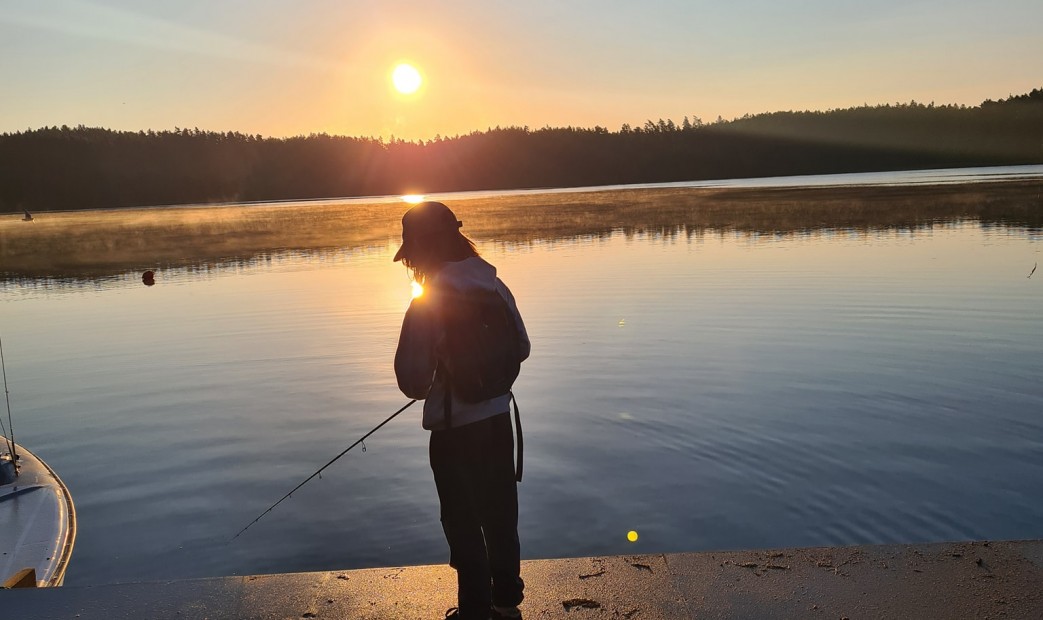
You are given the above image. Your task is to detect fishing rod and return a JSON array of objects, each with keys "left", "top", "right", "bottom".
[
  {"left": 0, "top": 332, "right": 17, "bottom": 460},
  {"left": 230, "top": 399, "right": 417, "bottom": 542}
]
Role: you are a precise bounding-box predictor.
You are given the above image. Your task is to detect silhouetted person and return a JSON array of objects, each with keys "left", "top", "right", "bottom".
[
  {"left": 22, "top": 210, "right": 33, "bottom": 222},
  {"left": 394, "top": 202, "right": 529, "bottom": 620}
]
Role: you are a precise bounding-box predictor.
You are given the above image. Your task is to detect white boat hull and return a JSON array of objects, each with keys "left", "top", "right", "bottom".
[{"left": 1, "top": 443, "right": 76, "bottom": 587}]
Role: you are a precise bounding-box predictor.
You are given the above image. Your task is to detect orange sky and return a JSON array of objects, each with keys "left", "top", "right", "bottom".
[{"left": 2, "top": 1, "right": 1042, "bottom": 141}]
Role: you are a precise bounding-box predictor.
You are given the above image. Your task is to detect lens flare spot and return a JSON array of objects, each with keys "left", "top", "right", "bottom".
[
  {"left": 627, "top": 530, "right": 639, "bottom": 542},
  {"left": 411, "top": 281, "right": 424, "bottom": 299}
]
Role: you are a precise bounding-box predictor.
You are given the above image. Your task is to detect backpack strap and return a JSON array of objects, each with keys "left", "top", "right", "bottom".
[
  {"left": 511, "top": 391, "right": 523, "bottom": 483},
  {"left": 435, "top": 358, "right": 454, "bottom": 430},
  {"left": 443, "top": 372, "right": 453, "bottom": 430},
  {"left": 443, "top": 366, "right": 520, "bottom": 481}
]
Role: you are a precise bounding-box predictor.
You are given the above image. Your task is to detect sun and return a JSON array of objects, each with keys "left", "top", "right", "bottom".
[{"left": 392, "top": 63, "right": 422, "bottom": 95}]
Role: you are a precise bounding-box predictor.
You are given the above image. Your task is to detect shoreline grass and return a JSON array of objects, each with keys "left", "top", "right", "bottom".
[{"left": 2, "top": 180, "right": 1040, "bottom": 280}]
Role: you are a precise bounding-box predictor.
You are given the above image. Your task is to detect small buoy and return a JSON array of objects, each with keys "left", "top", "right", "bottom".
[
  {"left": 627, "top": 530, "right": 639, "bottom": 542},
  {"left": 142, "top": 270, "right": 155, "bottom": 286}
]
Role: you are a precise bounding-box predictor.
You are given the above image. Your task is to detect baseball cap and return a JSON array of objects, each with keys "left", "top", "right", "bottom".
[{"left": 393, "top": 201, "right": 463, "bottom": 262}]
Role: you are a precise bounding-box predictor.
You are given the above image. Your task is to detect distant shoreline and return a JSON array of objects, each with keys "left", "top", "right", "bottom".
[
  {"left": 4, "top": 91, "right": 1041, "bottom": 212},
  {"left": 9, "top": 164, "right": 1043, "bottom": 216}
]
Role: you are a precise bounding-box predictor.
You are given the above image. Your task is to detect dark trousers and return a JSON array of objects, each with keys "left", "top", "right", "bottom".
[{"left": 430, "top": 412, "right": 524, "bottom": 618}]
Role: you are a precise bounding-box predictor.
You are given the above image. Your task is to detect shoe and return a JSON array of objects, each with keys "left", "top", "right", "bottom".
[
  {"left": 444, "top": 608, "right": 493, "bottom": 620},
  {"left": 491, "top": 605, "right": 522, "bottom": 619}
]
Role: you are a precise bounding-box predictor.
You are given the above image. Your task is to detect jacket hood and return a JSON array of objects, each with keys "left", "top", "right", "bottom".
[{"left": 434, "top": 257, "right": 498, "bottom": 292}]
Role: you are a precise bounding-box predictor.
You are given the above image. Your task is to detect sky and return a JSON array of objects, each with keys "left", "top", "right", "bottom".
[{"left": 2, "top": 0, "right": 1042, "bottom": 141}]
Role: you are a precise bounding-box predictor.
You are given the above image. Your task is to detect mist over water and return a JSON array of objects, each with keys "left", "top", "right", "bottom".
[{"left": 2, "top": 174, "right": 1042, "bottom": 586}]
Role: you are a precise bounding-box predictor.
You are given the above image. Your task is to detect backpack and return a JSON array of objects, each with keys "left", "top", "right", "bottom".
[{"left": 439, "top": 286, "right": 522, "bottom": 403}]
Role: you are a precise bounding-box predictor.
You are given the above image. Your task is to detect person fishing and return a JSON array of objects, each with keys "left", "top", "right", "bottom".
[{"left": 393, "top": 201, "right": 530, "bottom": 620}]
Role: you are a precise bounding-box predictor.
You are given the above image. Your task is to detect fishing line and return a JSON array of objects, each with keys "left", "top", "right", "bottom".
[
  {"left": 229, "top": 399, "right": 418, "bottom": 542},
  {"left": 0, "top": 331, "right": 17, "bottom": 459}
]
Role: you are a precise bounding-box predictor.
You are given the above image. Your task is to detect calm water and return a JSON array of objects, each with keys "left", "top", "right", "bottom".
[
  {"left": 2, "top": 180, "right": 1043, "bottom": 586},
  {"left": 165, "top": 164, "right": 1043, "bottom": 210}
]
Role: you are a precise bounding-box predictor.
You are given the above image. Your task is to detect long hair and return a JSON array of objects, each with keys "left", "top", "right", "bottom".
[{"left": 401, "top": 229, "right": 480, "bottom": 285}]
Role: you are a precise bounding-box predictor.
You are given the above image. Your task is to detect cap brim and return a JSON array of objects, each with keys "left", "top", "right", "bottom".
[{"left": 393, "top": 244, "right": 407, "bottom": 262}]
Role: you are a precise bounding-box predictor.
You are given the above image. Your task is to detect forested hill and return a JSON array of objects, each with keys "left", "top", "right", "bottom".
[{"left": 2, "top": 89, "right": 1041, "bottom": 212}]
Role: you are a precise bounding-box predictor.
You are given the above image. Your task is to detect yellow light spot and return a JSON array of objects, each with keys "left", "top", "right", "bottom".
[
  {"left": 392, "top": 63, "right": 422, "bottom": 94},
  {"left": 402, "top": 194, "right": 425, "bottom": 204},
  {"left": 618, "top": 319, "right": 626, "bottom": 327},
  {"left": 627, "top": 530, "right": 638, "bottom": 542},
  {"left": 411, "top": 281, "right": 424, "bottom": 299}
]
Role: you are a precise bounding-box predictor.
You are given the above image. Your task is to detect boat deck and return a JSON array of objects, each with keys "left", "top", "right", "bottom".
[
  {"left": 0, "top": 444, "right": 76, "bottom": 588},
  {"left": 2, "top": 539, "right": 1042, "bottom": 618}
]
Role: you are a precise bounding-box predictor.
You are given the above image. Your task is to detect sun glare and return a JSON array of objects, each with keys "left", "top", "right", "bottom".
[
  {"left": 411, "top": 281, "right": 424, "bottom": 298},
  {"left": 402, "top": 194, "right": 425, "bottom": 204},
  {"left": 392, "top": 63, "right": 422, "bottom": 95}
]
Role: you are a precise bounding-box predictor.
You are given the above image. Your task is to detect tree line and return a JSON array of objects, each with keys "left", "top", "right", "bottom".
[{"left": 2, "top": 88, "right": 1041, "bottom": 212}]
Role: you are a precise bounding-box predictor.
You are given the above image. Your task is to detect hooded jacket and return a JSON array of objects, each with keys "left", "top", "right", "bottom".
[{"left": 395, "top": 256, "right": 530, "bottom": 430}]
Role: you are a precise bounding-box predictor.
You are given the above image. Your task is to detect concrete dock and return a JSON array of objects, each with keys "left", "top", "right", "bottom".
[{"left": 3, "top": 540, "right": 1042, "bottom": 619}]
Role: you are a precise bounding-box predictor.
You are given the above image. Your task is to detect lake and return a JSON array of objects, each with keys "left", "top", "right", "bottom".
[{"left": 1, "top": 167, "right": 1042, "bottom": 586}]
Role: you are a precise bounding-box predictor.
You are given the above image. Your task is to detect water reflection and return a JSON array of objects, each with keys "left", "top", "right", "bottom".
[
  {"left": 2, "top": 179, "right": 1041, "bottom": 286},
  {"left": 4, "top": 203, "right": 1041, "bottom": 586}
]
